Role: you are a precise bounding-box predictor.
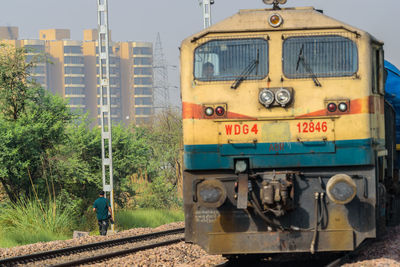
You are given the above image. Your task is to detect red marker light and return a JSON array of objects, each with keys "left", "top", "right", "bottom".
[
  {"left": 215, "top": 106, "right": 225, "bottom": 116},
  {"left": 327, "top": 103, "right": 337, "bottom": 112}
]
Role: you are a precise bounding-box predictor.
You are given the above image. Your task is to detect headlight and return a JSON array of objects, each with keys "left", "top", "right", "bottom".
[
  {"left": 326, "top": 174, "right": 357, "bottom": 205},
  {"left": 259, "top": 89, "right": 274, "bottom": 107},
  {"left": 338, "top": 102, "right": 348, "bottom": 112},
  {"left": 197, "top": 180, "right": 227, "bottom": 208},
  {"left": 235, "top": 160, "right": 247, "bottom": 173},
  {"left": 204, "top": 107, "right": 214, "bottom": 116},
  {"left": 275, "top": 88, "right": 291, "bottom": 107}
]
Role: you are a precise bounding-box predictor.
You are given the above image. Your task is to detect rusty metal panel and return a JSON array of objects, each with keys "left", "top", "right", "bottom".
[
  {"left": 237, "top": 174, "right": 248, "bottom": 209},
  {"left": 207, "top": 230, "right": 354, "bottom": 254}
]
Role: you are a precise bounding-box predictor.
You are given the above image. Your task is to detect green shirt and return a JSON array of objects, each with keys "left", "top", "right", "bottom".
[{"left": 93, "top": 197, "right": 111, "bottom": 220}]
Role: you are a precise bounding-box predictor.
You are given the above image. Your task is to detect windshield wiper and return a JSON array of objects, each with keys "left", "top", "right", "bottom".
[
  {"left": 296, "top": 45, "right": 322, "bottom": 87},
  {"left": 231, "top": 50, "right": 260, "bottom": 89}
]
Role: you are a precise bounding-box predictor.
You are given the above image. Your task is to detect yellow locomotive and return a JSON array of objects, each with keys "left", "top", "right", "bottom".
[{"left": 181, "top": 0, "right": 400, "bottom": 255}]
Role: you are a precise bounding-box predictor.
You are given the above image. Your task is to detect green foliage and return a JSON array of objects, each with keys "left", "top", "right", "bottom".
[
  {"left": 133, "top": 176, "right": 182, "bottom": 209},
  {"left": 0, "top": 45, "right": 184, "bottom": 246},
  {"left": 0, "top": 44, "right": 38, "bottom": 120},
  {"left": 0, "top": 198, "right": 71, "bottom": 247},
  {"left": 0, "top": 45, "right": 72, "bottom": 203},
  {"left": 145, "top": 110, "right": 183, "bottom": 184},
  {"left": 115, "top": 209, "right": 184, "bottom": 230},
  {"left": 111, "top": 125, "right": 153, "bottom": 207},
  {"left": 123, "top": 110, "right": 184, "bottom": 210}
]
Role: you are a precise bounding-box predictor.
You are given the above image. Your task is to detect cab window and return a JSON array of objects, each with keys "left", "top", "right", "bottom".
[
  {"left": 194, "top": 38, "right": 268, "bottom": 81},
  {"left": 372, "top": 45, "right": 384, "bottom": 95},
  {"left": 283, "top": 35, "right": 358, "bottom": 78}
]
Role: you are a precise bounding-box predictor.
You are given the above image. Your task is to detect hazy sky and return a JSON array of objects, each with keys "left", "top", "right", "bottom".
[{"left": 1, "top": 0, "right": 399, "bottom": 104}]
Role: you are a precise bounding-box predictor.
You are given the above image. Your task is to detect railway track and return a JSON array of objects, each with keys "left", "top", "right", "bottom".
[
  {"left": 214, "top": 240, "right": 373, "bottom": 267},
  {"left": 0, "top": 227, "right": 184, "bottom": 266}
]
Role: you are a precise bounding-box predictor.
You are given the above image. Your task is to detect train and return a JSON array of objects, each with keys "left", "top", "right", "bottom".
[{"left": 180, "top": 0, "right": 400, "bottom": 256}]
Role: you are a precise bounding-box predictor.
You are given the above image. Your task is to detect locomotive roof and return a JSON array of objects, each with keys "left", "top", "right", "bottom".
[{"left": 185, "top": 7, "right": 382, "bottom": 44}]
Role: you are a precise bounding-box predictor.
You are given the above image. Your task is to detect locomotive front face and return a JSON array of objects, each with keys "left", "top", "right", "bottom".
[{"left": 181, "top": 6, "right": 386, "bottom": 255}]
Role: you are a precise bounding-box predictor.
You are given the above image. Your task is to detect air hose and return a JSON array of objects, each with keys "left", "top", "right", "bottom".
[{"left": 310, "top": 192, "right": 320, "bottom": 254}]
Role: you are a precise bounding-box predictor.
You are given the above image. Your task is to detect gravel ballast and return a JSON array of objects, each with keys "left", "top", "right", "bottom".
[{"left": 1, "top": 222, "right": 399, "bottom": 266}]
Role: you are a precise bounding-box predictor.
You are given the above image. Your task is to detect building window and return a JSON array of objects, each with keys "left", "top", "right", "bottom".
[
  {"left": 134, "top": 77, "right": 152, "bottom": 85},
  {"left": 111, "top": 107, "right": 120, "bottom": 115},
  {"left": 24, "top": 45, "right": 45, "bottom": 53},
  {"left": 134, "top": 57, "right": 152, "bottom": 65},
  {"left": 135, "top": 87, "right": 152, "bottom": 95},
  {"left": 135, "top": 97, "right": 152, "bottom": 105},
  {"left": 96, "top": 77, "right": 120, "bottom": 85},
  {"left": 25, "top": 55, "right": 35, "bottom": 63},
  {"left": 97, "top": 97, "right": 120, "bottom": 105},
  {"left": 68, "top": 97, "right": 85, "bottom": 105},
  {"left": 64, "top": 56, "right": 84, "bottom": 64},
  {"left": 65, "top": 77, "right": 84, "bottom": 84},
  {"left": 97, "top": 66, "right": 118, "bottom": 75},
  {"left": 65, "top": 66, "right": 84, "bottom": 74},
  {"left": 31, "top": 66, "right": 45, "bottom": 73},
  {"left": 134, "top": 67, "right": 152, "bottom": 75},
  {"left": 96, "top": 46, "right": 113, "bottom": 54},
  {"left": 65, "top": 87, "right": 85, "bottom": 95},
  {"left": 97, "top": 87, "right": 120, "bottom": 95},
  {"left": 133, "top": 47, "right": 152, "bottom": 55},
  {"left": 64, "top": 46, "right": 82, "bottom": 54},
  {"left": 96, "top": 56, "right": 118, "bottom": 65},
  {"left": 135, "top": 107, "right": 152, "bottom": 115}
]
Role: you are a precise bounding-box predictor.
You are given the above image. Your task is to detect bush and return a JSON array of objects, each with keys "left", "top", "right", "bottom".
[
  {"left": 115, "top": 209, "right": 184, "bottom": 230},
  {"left": 133, "top": 176, "right": 182, "bottom": 209},
  {"left": 0, "top": 198, "right": 72, "bottom": 247}
]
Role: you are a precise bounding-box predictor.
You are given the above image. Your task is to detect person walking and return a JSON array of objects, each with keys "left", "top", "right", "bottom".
[{"left": 93, "top": 191, "right": 112, "bottom": 236}]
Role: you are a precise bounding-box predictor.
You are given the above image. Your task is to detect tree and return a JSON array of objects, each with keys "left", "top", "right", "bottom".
[
  {"left": 0, "top": 44, "right": 72, "bottom": 202},
  {"left": 0, "top": 44, "right": 44, "bottom": 121},
  {"left": 145, "top": 109, "right": 183, "bottom": 186}
]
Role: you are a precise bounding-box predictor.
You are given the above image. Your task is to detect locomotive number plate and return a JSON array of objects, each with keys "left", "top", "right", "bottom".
[
  {"left": 218, "top": 119, "right": 334, "bottom": 144},
  {"left": 296, "top": 121, "right": 328, "bottom": 133}
]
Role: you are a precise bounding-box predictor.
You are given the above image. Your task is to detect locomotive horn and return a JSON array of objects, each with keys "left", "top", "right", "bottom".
[
  {"left": 263, "top": 0, "right": 275, "bottom": 4},
  {"left": 262, "top": 0, "right": 287, "bottom": 9},
  {"left": 263, "top": 0, "right": 287, "bottom": 5}
]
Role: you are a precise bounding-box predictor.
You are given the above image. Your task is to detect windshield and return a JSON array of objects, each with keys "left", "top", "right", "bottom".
[
  {"left": 283, "top": 35, "right": 358, "bottom": 78},
  {"left": 194, "top": 38, "right": 268, "bottom": 81}
]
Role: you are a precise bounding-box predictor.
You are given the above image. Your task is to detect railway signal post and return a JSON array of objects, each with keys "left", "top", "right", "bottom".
[{"left": 199, "top": 0, "right": 214, "bottom": 29}]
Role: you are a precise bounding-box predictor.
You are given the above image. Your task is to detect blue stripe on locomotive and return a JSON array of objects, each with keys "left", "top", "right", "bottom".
[
  {"left": 384, "top": 60, "right": 400, "bottom": 144},
  {"left": 184, "top": 139, "right": 374, "bottom": 170}
]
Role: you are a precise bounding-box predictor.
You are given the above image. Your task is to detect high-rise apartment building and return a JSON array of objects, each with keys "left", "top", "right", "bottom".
[
  {"left": 0, "top": 26, "right": 154, "bottom": 126},
  {"left": 23, "top": 40, "right": 48, "bottom": 90},
  {"left": 40, "top": 29, "right": 86, "bottom": 112},
  {"left": 83, "top": 29, "right": 122, "bottom": 125},
  {"left": 117, "top": 41, "right": 154, "bottom": 125},
  {"left": 0, "top": 32, "right": 48, "bottom": 90}
]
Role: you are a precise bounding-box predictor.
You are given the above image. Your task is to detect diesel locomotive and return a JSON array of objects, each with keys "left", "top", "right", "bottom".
[{"left": 181, "top": 0, "right": 400, "bottom": 255}]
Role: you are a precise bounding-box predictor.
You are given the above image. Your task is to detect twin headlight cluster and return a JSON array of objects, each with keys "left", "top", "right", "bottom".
[
  {"left": 196, "top": 173, "right": 358, "bottom": 209},
  {"left": 259, "top": 88, "right": 292, "bottom": 108}
]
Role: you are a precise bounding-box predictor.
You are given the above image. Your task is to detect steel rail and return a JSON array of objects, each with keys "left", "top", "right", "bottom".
[
  {"left": 50, "top": 237, "right": 183, "bottom": 267},
  {"left": 0, "top": 227, "right": 184, "bottom": 266},
  {"left": 324, "top": 239, "right": 372, "bottom": 267}
]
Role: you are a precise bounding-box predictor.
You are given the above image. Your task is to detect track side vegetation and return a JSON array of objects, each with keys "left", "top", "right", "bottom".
[{"left": 0, "top": 45, "right": 183, "bottom": 247}]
